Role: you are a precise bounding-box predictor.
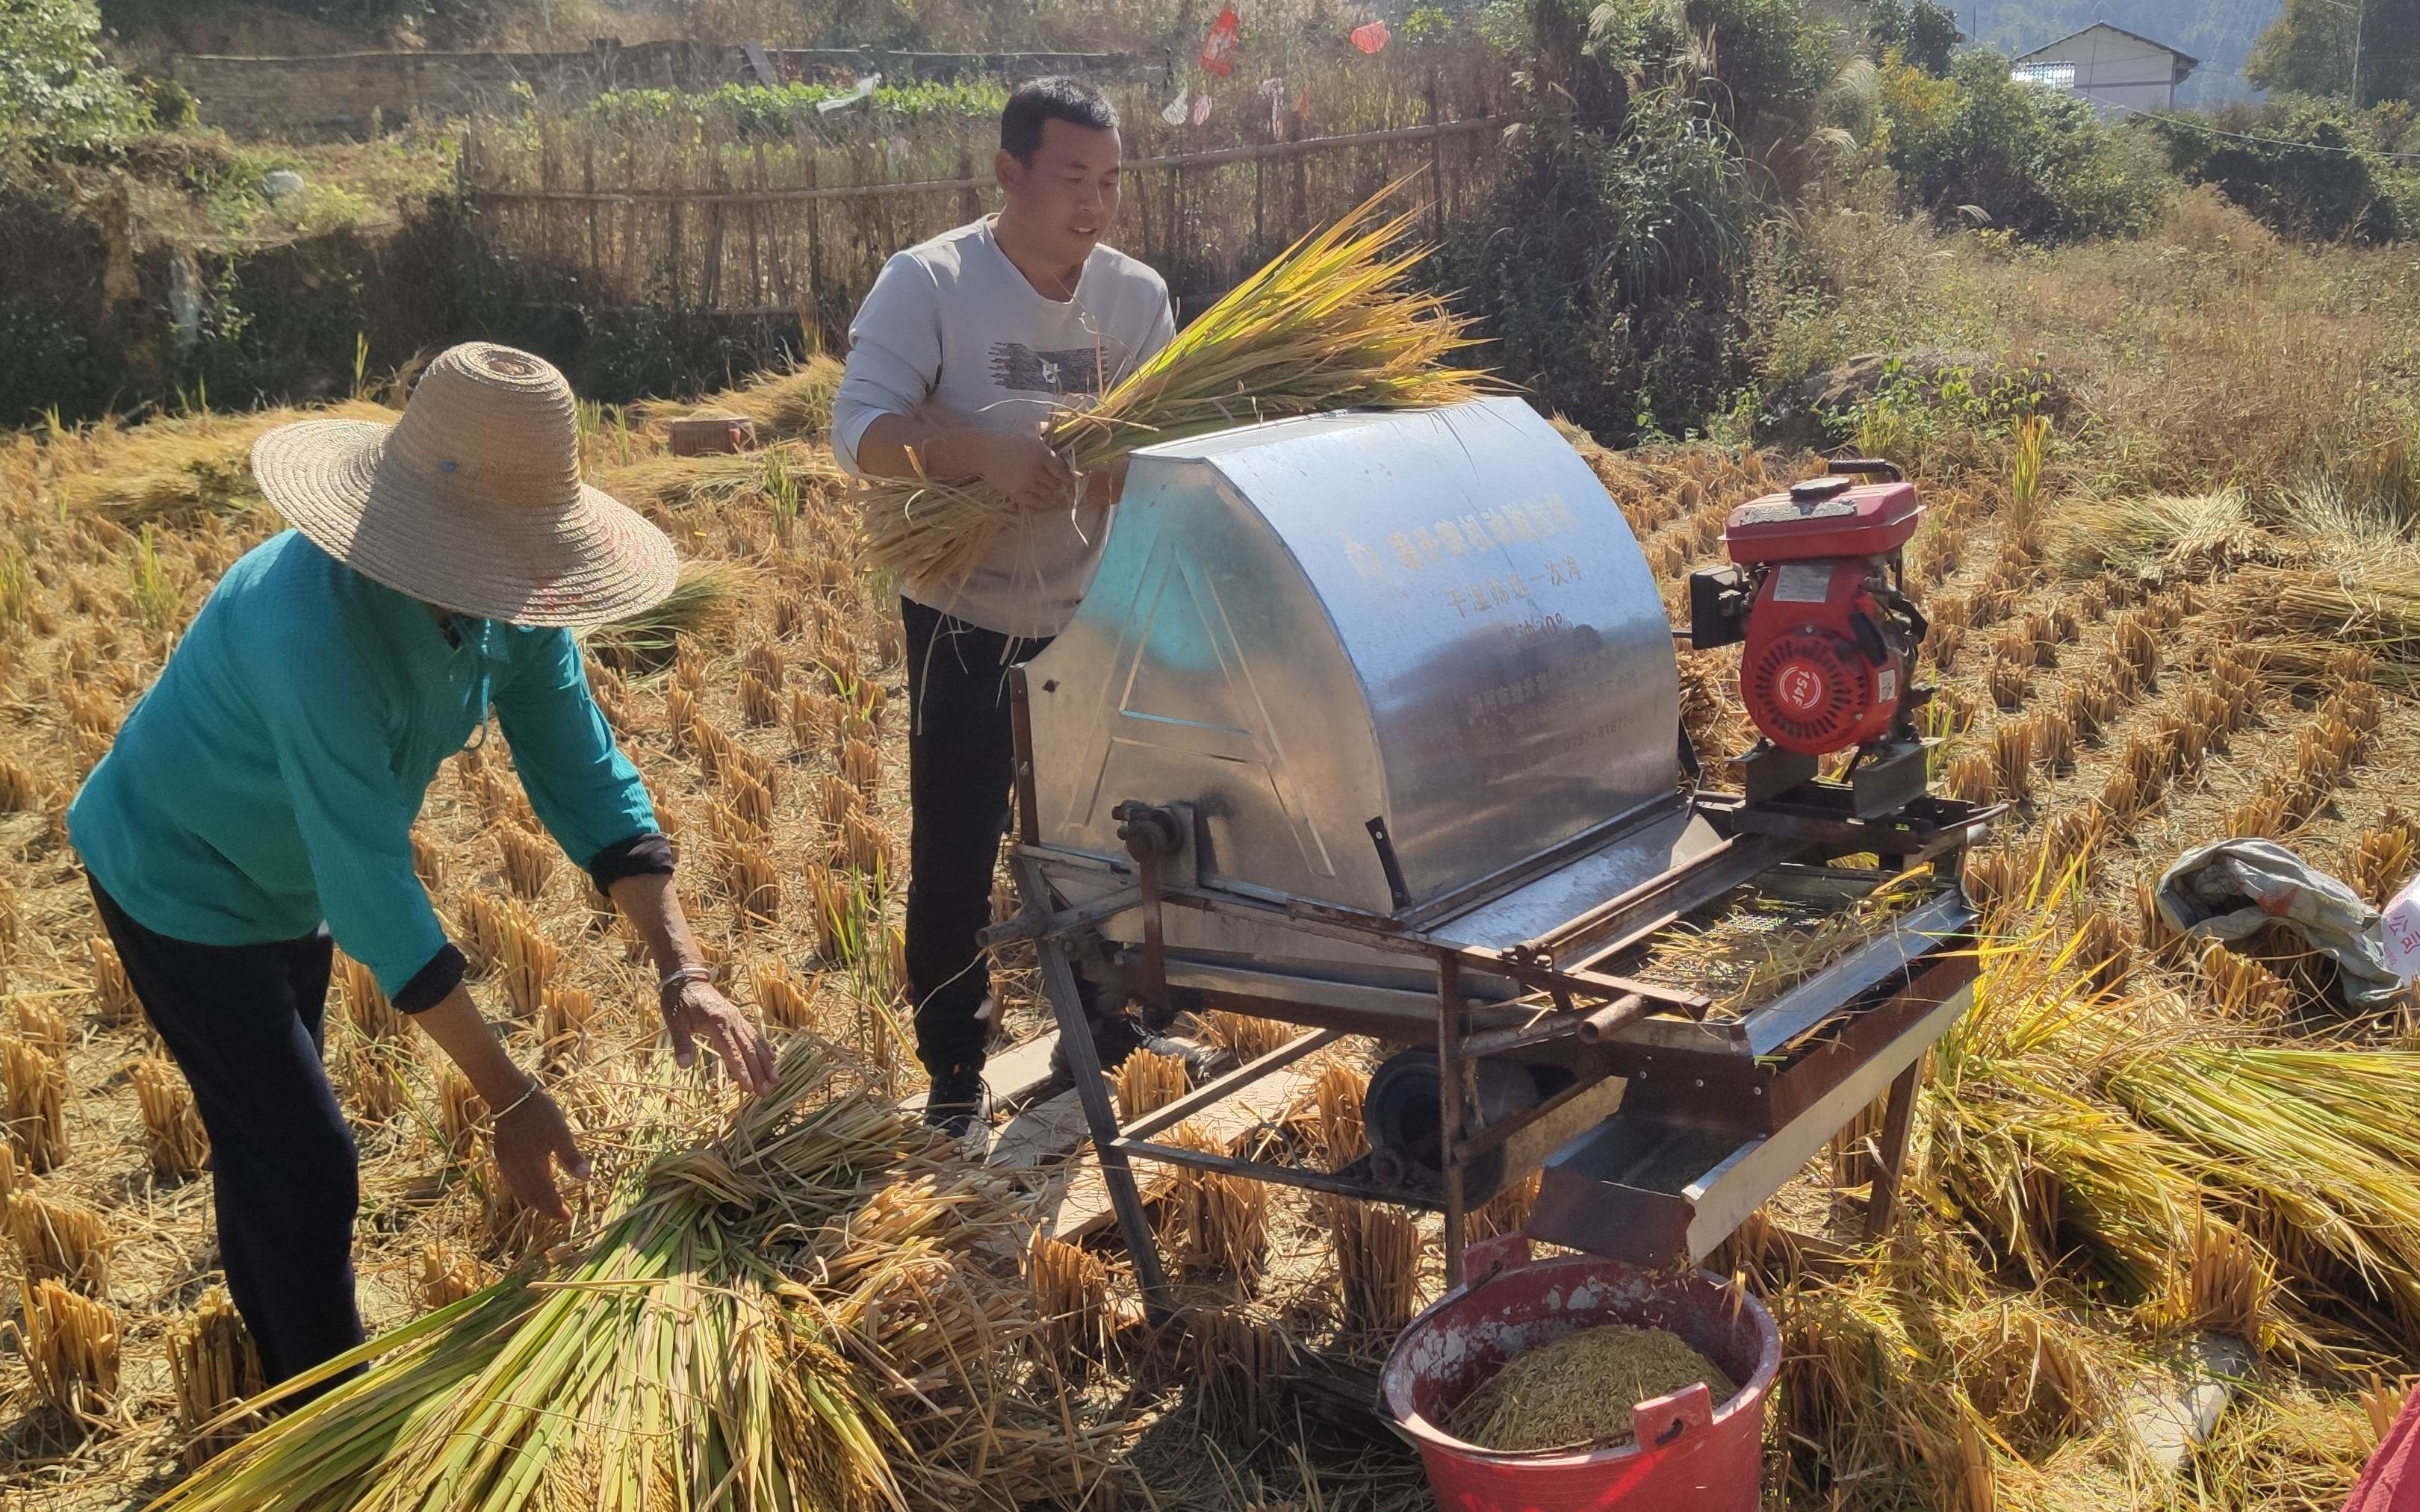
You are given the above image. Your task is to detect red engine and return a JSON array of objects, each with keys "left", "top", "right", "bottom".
[{"left": 1690, "top": 467, "right": 1928, "bottom": 758}]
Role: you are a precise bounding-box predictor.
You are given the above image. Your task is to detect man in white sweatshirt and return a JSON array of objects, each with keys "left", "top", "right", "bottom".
[{"left": 832, "top": 77, "right": 1177, "bottom": 1135}]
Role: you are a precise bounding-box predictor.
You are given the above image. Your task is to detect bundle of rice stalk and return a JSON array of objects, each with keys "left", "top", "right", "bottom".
[
  {"left": 134, "top": 1055, "right": 211, "bottom": 1177},
  {"left": 1114, "top": 1048, "right": 1190, "bottom": 1123},
  {"left": 416, "top": 1241, "right": 488, "bottom": 1312},
  {"left": 1309, "top": 1061, "right": 1368, "bottom": 1166},
  {"left": 1026, "top": 1232, "right": 1112, "bottom": 1370},
  {"left": 1164, "top": 1122, "right": 1270, "bottom": 1280},
  {"left": 14, "top": 999, "right": 69, "bottom": 1061},
  {"left": 156, "top": 1038, "right": 1086, "bottom": 1512},
  {"left": 581, "top": 560, "right": 751, "bottom": 671},
  {"left": 2, "top": 1033, "right": 68, "bottom": 1171},
  {"left": 90, "top": 934, "right": 142, "bottom": 1025},
  {"left": 1653, "top": 868, "right": 1937, "bottom": 1021},
  {"left": 1923, "top": 907, "right": 2200, "bottom": 1298},
  {"left": 1185, "top": 1304, "right": 1285, "bottom": 1437},
  {"left": 1322, "top": 1196, "right": 1422, "bottom": 1336},
  {"left": 2236, "top": 565, "right": 2420, "bottom": 691},
  {"left": 15, "top": 1276, "right": 120, "bottom": 1416},
  {"left": 633, "top": 355, "right": 845, "bottom": 440},
  {"left": 497, "top": 826, "right": 556, "bottom": 901},
  {"left": 538, "top": 985, "right": 595, "bottom": 1060},
  {"left": 452, "top": 892, "right": 512, "bottom": 977},
  {"left": 336, "top": 1039, "right": 403, "bottom": 1124},
  {"left": 335, "top": 953, "right": 407, "bottom": 1042},
  {"left": 863, "top": 181, "right": 1485, "bottom": 585},
  {"left": 5, "top": 1183, "right": 113, "bottom": 1292},
  {"left": 1200, "top": 1008, "right": 1291, "bottom": 1065},
  {"left": 0, "top": 756, "right": 48, "bottom": 812},
  {"left": 496, "top": 904, "right": 561, "bottom": 1020},
  {"left": 2055, "top": 489, "right": 2270, "bottom": 582},
  {"left": 170, "top": 1288, "right": 266, "bottom": 1468},
  {"left": 750, "top": 958, "right": 817, "bottom": 1031},
  {"left": 2109, "top": 1046, "right": 2420, "bottom": 1331},
  {"left": 62, "top": 400, "right": 396, "bottom": 524}
]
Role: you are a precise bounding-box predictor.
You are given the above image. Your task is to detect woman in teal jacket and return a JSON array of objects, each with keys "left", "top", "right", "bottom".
[{"left": 68, "top": 343, "right": 774, "bottom": 1391}]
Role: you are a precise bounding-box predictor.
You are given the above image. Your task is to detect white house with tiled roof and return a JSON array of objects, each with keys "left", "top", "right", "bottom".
[{"left": 2011, "top": 22, "right": 2200, "bottom": 113}]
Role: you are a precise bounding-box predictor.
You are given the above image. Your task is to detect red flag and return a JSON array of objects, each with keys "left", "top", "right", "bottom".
[
  {"left": 1201, "top": 6, "right": 1241, "bottom": 77},
  {"left": 1350, "top": 19, "right": 1389, "bottom": 53}
]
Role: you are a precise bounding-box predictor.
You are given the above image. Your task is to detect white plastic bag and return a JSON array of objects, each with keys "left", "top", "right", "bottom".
[{"left": 2154, "top": 838, "right": 2404, "bottom": 1010}]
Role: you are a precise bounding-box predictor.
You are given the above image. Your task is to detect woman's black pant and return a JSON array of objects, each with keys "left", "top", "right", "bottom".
[{"left": 89, "top": 880, "right": 364, "bottom": 1391}]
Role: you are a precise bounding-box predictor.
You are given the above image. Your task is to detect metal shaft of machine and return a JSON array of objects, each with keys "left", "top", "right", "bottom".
[{"left": 1436, "top": 953, "right": 1468, "bottom": 1291}]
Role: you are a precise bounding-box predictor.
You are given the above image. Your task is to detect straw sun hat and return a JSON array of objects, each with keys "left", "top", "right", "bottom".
[{"left": 250, "top": 343, "right": 676, "bottom": 628}]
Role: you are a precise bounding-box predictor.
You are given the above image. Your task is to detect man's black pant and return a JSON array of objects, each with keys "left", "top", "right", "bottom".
[
  {"left": 902, "top": 597, "right": 1103, "bottom": 1078},
  {"left": 89, "top": 881, "right": 364, "bottom": 1391}
]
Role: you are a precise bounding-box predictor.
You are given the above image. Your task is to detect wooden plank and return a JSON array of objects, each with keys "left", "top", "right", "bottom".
[
  {"left": 896, "top": 1030, "right": 1060, "bottom": 1116},
  {"left": 1028, "top": 1065, "right": 1320, "bottom": 1243}
]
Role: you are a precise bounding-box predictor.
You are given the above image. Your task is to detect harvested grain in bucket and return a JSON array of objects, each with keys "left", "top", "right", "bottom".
[{"left": 1446, "top": 1322, "right": 1736, "bottom": 1452}]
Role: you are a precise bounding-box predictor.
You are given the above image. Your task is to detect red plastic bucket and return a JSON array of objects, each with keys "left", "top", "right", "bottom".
[{"left": 1379, "top": 1235, "right": 1780, "bottom": 1512}]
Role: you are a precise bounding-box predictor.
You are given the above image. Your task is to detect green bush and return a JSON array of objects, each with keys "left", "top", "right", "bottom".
[
  {"left": 1433, "top": 82, "right": 1767, "bottom": 441},
  {"left": 1865, "top": 0, "right": 1960, "bottom": 75},
  {"left": 1, "top": 0, "right": 149, "bottom": 149},
  {"left": 2151, "top": 93, "right": 2420, "bottom": 243},
  {"left": 1876, "top": 52, "right": 2164, "bottom": 243}
]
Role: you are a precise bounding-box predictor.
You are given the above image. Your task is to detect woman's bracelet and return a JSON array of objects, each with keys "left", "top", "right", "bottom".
[
  {"left": 659, "top": 962, "right": 714, "bottom": 995},
  {"left": 491, "top": 1078, "right": 543, "bottom": 1122}
]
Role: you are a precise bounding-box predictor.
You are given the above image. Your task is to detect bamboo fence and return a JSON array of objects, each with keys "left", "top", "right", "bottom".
[{"left": 457, "top": 49, "right": 1517, "bottom": 338}]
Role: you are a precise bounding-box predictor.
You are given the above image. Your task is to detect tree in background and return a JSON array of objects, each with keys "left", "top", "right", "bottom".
[
  {"left": 1875, "top": 50, "right": 2162, "bottom": 243},
  {"left": 1865, "top": 0, "right": 1961, "bottom": 75},
  {"left": 1, "top": 0, "right": 148, "bottom": 149},
  {"left": 1439, "top": 0, "right": 1828, "bottom": 440},
  {"left": 2153, "top": 93, "right": 2420, "bottom": 241},
  {"left": 2249, "top": 0, "right": 2420, "bottom": 108}
]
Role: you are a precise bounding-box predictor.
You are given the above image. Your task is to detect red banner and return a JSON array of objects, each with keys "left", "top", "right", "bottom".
[{"left": 1201, "top": 6, "right": 1241, "bottom": 77}]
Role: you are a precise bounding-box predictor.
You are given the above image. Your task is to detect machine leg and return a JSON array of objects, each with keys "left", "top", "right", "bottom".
[
  {"left": 1862, "top": 1057, "right": 1924, "bottom": 1241},
  {"left": 1032, "top": 916, "right": 1174, "bottom": 1316},
  {"left": 1436, "top": 954, "right": 1469, "bottom": 1292}
]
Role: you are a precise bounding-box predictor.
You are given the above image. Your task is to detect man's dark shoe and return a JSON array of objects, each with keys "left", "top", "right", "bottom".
[{"left": 921, "top": 1064, "right": 988, "bottom": 1139}]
